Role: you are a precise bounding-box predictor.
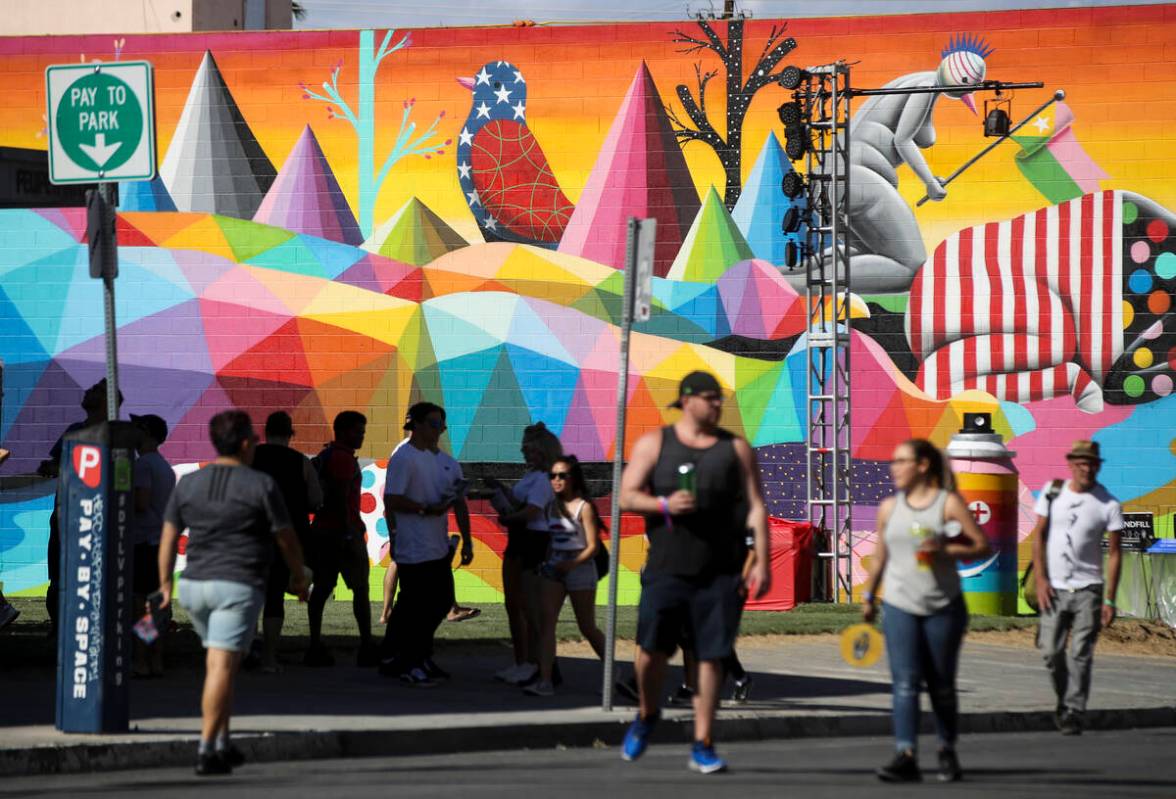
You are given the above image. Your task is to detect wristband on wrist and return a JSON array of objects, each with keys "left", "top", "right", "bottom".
[
  {"left": 863, "top": 591, "right": 875, "bottom": 604},
  {"left": 1104, "top": 598, "right": 1116, "bottom": 608},
  {"left": 658, "top": 495, "right": 673, "bottom": 530}
]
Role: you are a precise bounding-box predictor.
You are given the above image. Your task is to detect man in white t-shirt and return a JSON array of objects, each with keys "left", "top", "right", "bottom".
[
  {"left": 1030, "top": 440, "right": 1123, "bottom": 736},
  {"left": 377, "top": 402, "right": 467, "bottom": 686}
]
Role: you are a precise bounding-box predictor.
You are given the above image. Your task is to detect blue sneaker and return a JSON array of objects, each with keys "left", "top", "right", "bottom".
[
  {"left": 621, "top": 714, "right": 658, "bottom": 761},
  {"left": 689, "top": 742, "right": 727, "bottom": 774}
]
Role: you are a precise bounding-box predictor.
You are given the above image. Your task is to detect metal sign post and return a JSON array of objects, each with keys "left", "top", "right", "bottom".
[
  {"left": 47, "top": 60, "right": 155, "bottom": 731},
  {"left": 602, "top": 217, "right": 655, "bottom": 712}
]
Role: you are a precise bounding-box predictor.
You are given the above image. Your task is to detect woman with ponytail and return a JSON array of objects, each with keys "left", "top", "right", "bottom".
[{"left": 860, "top": 438, "right": 989, "bottom": 784}]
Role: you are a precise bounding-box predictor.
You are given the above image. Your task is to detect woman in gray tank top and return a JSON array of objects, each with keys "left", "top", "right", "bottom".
[{"left": 859, "top": 439, "right": 990, "bottom": 784}]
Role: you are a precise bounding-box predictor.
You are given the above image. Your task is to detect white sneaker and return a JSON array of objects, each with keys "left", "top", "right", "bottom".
[
  {"left": 495, "top": 663, "right": 526, "bottom": 682},
  {"left": 506, "top": 663, "right": 538, "bottom": 686},
  {"left": 523, "top": 679, "right": 555, "bottom": 697}
]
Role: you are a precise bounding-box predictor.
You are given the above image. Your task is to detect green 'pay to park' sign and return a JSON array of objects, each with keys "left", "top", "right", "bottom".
[{"left": 45, "top": 61, "right": 156, "bottom": 184}]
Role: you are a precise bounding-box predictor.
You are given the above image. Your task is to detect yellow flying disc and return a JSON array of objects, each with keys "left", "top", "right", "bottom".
[{"left": 840, "top": 623, "right": 884, "bottom": 668}]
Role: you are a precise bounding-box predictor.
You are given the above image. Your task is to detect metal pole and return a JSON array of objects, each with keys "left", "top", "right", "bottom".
[
  {"left": 916, "top": 90, "right": 1065, "bottom": 207},
  {"left": 99, "top": 181, "right": 120, "bottom": 421},
  {"left": 602, "top": 217, "right": 638, "bottom": 712},
  {"left": 848, "top": 80, "right": 1044, "bottom": 98}
]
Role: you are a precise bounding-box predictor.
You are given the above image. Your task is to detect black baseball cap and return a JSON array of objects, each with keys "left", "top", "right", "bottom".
[
  {"left": 669, "top": 370, "right": 723, "bottom": 409},
  {"left": 130, "top": 413, "right": 168, "bottom": 444},
  {"left": 403, "top": 401, "right": 445, "bottom": 430}
]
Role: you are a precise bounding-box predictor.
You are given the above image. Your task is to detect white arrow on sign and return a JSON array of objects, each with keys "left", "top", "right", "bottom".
[{"left": 78, "top": 133, "right": 123, "bottom": 168}]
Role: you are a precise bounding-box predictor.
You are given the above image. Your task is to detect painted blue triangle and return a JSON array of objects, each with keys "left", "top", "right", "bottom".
[
  {"left": 732, "top": 132, "right": 806, "bottom": 265},
  {"left": 504, "top": 344, "right": 581, "bottom": 434},
  {"left": 435, "top": 346, "right": 502, "bottom": 455},
  {"left": 118, "top": 176, "right": 177, "bottom": 212},
  {"left": 1, "top": 248, "right": 87, "bottom": 355},
  {"left": 0, "top": 211, "right": 80, "bottom": 276},
  {"left": 0, "top": 286, "right": 51, "bottom": 366},
  {"left": 460, "top": 348, "right": 536, "bottom": 461},
  {"left": 297, "top": 234, "right": 366, "bottom": 280},
  {"left": 0, "top": 358, "right": 50, "bottom": 442}
]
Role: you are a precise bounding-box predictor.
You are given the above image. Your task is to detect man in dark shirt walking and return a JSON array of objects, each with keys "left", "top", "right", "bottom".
[
  {"left": 305, "top": 411, "right": 376, "bottom": 667},
  {"left": 618, "top": 371, "right": 770, "bottom": 774},
  {"left": 158, "top": 410, "right": 308, "bottom": 776},
  {"left": 251, "top": 411, "right": 322, "bottom": 672}
]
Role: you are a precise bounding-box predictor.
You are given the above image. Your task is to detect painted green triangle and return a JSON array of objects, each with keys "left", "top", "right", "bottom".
[
  {"left": 214, "top": 215, "right": 296, "bottom": 263},
  {"left": 461, "top": 348, "right": 534, "bottom": 461}
]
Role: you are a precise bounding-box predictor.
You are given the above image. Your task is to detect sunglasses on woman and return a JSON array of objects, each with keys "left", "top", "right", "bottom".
[{"left": 549, "top": 471, "right": 570, "bottom": 480}]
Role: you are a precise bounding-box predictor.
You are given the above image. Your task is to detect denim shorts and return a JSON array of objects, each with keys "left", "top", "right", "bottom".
[
  {"left": 540, "top": 549, "right": 598, "bottom": 592},
  {"left": 179, "top": 578, "right": 265, "bottom": 653}
]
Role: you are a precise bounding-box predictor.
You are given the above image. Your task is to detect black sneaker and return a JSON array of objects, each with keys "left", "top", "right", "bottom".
[
  {"left": 195, "top": 751, "right": 232, "bottom": 776},
  {"left": 666, "top": 683, "right": 695, "bottom": 706},
  {"left": 356, "top": 642, "right": 380, "bottom": 668},
  {"left": 730, "top": 675, "right": 753, "bottom": 704},
  {"left": 218, "top": 744, "right": 246, "bottom": 768},
  {"left": 422, "top": 658, "right": 450, "bottom": 681},
  {"left": 1059, "top": 710, "right": 1083, "bottom": 736},
  {"left": 303, "top": 645, "right": 335, "bottom": 667},
  {"left": 615, "top": 676, "right": 640, "bottom": 703},
  {"left": 876, "top": 750, "right": 921, "bottom": 783},
  {"left": 937, "top": 748, "right": 962, "bottom": 782}
]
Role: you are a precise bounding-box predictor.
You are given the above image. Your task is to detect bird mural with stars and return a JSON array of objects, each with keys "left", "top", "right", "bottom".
[{"left": 456, "top": 60, "right": 574, "bottom": 248}]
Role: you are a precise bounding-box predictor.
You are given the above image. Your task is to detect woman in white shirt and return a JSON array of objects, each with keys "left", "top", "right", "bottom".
[{"left": 486, "top": 422, "right": 563, "bottom": 686}]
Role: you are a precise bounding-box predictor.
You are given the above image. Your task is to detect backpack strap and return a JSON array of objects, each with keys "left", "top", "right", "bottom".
[{"left": 1041, "top": 478, "right": 1065, "bottom": 542}]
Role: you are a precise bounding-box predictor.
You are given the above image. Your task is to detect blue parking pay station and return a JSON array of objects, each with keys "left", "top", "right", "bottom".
[{"left": 54, "top": 422, "right": 138, "bottom": 733}]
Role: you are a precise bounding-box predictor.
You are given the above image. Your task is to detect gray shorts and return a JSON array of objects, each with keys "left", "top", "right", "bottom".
[
  {"left": 541, "top": 549, "right": 598, "bottom": 592},
  {"left": 180, "top": 578, "right": 265, "bottom": 653}
]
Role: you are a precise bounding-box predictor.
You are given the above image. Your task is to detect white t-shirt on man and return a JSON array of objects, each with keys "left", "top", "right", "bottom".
[
  {"left": 384, "top": 441, "right": 463, "bottom": 564},
  {"left": 1034, "top": 480, "right": 1124, "bottom": 591}
]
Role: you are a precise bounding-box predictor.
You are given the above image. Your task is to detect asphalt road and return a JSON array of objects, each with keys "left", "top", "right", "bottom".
[{"left": 5, "top": 728, "right": 1175, "bottom": 798}]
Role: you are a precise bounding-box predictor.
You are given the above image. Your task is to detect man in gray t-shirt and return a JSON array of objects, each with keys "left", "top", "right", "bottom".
[
  {"left": 164, "top": 464, "right": 292, "bottom": 591},
  {"left": 158, "top": 410, "right": 308, "bottom": 777}
]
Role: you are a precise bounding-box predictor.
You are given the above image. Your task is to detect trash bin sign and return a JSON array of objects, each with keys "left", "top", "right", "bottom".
[{"left": 55, "top": 421, "right": 137, "bottom": 733}]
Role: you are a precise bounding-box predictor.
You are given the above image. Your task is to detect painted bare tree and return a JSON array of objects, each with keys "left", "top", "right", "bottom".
[
  {"left": 301, "top": 30, "right": 451, "bottom": 237},
  {"left": 667, "top": 19, "right": 797, "bottom": 209}
]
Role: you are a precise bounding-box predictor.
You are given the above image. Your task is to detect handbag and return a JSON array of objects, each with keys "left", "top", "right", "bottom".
[
  {"left": 593, "top": 541, "right": 610, "bottom": 580},
  {"left": 1021, "top": 479, "right": 1064, "bottom": 613}
]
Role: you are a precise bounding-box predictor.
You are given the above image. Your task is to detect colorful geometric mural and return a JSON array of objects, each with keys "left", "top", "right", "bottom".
[{"left": 2, "top": 7, "right": 1175, "bottom": 605}]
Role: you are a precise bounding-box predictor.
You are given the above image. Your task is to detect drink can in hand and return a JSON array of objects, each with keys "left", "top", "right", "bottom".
[{"left": 677, "top": 463, "right": 696, "bottom": 495}]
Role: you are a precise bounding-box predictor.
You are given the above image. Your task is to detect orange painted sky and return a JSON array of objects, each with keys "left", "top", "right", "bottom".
[{"left": 1, "top": 4, "right": 1174, "bottom": 249}]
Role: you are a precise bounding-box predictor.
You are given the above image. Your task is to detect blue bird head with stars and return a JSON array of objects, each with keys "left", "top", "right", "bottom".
[{"left": 457, "top": 61, "right": 529, "bottom": 126}]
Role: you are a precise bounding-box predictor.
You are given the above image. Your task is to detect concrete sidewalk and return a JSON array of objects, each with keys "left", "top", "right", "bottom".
[{"left": 2, "top": 636, "right": 1174, "bottom": 776}]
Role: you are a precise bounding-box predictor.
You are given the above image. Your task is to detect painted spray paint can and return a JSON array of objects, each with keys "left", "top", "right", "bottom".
[{"left": 945, "top": 412, "right": 1019, "bottom": 616}]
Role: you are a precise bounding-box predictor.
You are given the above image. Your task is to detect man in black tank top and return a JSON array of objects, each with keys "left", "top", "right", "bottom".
[{"left": 618, "top": 371, "right": 771, "bottom": 774}]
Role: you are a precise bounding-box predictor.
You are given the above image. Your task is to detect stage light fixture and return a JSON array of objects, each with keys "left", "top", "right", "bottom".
[
  {"left": 782, "top": 206, "right": 802, "bottom": 234},
  {"left": 984, "top": 108, "right": 1011, "bottom": 137},
  {"left": 777, "top": 101, "right": 802, "bottom": 126},
  {"left": 784, "top": 125, "right": 808, "bottom": 160},
  {"left": 779, "top": 65, "right": 808, "bottom": 90},
  {"left": 784, "top": 240, "right": 804, "bottom": 269},
  {"left": 781, "top": 171, "right": 804, "bottom": 198}
]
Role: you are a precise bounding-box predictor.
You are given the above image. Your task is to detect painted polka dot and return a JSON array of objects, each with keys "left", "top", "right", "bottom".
[
  {"left": 361, "top": 469, "right": 375, "bottom": 489},
  {"left": 360, "top": 492, "right": 377, "bottom": 514},
  {"left": 1142, "top": 319, "right": 1164, "bottom": 340},
  {"left": 376, "top": 516, "right": 389, "bottom": 535},
  {"left": 1157, "top": 252, "right": 1176, "bottom": 280},
  {"left": 1129, "top": 269, "right": 1154, "bottom": 294},
  {"left": 1123, "top": 300, "right": 1135, "bottom": 328},
  {"left": 1123, "top": 374, "right": 1146, "bottom": 397},
  {"left": 1131, "top": 241, "right": 1151, "bottom": 264},
  {"left": 1148, "top": 219, "right": 1169, "bottom": 243},
  {"left": 1153, "top": 374, "right": 1174, "bottom": 398},
  {"left": 1148, "top": 291, "right": 1171, "bottom": 316},
  {"left": 1133, "top": 348, "right": 1154, "bottom": 368},
  {"left": 1123, "top": 202, "right": 1138, "bottom": 224}
]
